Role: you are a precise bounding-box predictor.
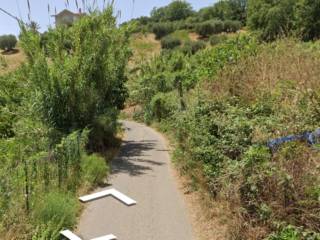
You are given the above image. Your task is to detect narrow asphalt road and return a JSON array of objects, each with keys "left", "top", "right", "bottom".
[{"left": 77, "top": 120, "right": 194, "bottom": 240}]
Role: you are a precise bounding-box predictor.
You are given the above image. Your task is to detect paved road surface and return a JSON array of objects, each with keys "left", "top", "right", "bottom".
[{"left": 77, "top": 120, "right": 194, "bottom": 240}]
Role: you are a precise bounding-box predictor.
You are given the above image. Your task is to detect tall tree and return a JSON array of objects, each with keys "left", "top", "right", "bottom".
[
  {"left": 198, "top": 0, "right": 247, "bottom": 23},
  {"left": 247, "top": 0, "right": 296, "bottom": 41},
  {"left": 151, "top": 0, "right": 194, "bottom": 22}
]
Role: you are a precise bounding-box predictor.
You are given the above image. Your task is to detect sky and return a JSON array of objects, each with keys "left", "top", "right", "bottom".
[{"left": 0, "top": 0, "right": 217, "bottom": 36}]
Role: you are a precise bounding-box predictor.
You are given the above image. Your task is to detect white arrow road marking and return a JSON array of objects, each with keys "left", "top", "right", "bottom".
[
  {"left": 79, "top": 188, "right": 137, "bottom": 206},
  {"left": 91, "top": 234, "right": 117, "bottom": 240},
  {"left": 109, "top": 189, "right": 137, "bottom": 206},
  {"left": 60, "top": 230, "right": 117, "bottom": 240},
  {"left": 60, "top": 230, "right": 82, "bottom": 240}
]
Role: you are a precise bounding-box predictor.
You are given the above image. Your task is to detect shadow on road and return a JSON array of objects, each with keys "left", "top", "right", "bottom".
[{"left": 111, "top": 140, "right": 165, "bottom": 177}]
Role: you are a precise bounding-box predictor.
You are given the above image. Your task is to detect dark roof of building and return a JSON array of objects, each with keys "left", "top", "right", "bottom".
[{"left": 52, "top": 9, "right": 85, "bottom": 17}]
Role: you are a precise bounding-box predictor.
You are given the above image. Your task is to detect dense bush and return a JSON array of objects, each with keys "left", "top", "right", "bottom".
[
  {"left": 20, "top": 8, "right": 130, "bottom": 134},
  {"left": 247, "top": 0, "right": 296, "bottom": 41},
  {"left": 31, "top": 220, "right": 62, "bottom": 240},
  {"left": 247, "top": 0, "right": 320, "bottom": 41},
  {"left": 196, "top": 20, "right": 241, "bottom": 37},
  {"left": 0, "top": 35, "right": 17, "bottom": 51},
  {"left": 150, "top": 92, "right": 180, "bottom": 121},
  {"left": 296, "top": 0, "right": 320, "bottom": 41},
  {"left": 181, "top": 40, "right": 206, "bottom": 54},
  {"left": 161, "top": 36, "right": 181, "bottom": 49},
  {"left": 151, "top": 22, "right": 175, "bottom": 39},
  {"left": 196, "top": 20, "right": 224, "bottom": 37},
  {"left": 81, "top": 154, "right": 109, "bottom": 186},
  {"left": 223, "top": 20, "right": 242, "bottom": 33},
  {"left": 34, "top": 191, "right": 79, "bottom": 228},
  {"left": 209, "top": 34, "right": 228, "bottom": 45}
]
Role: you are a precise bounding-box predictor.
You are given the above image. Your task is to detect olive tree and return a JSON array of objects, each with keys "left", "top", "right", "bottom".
[{"left": 0, "top": 35, "right": 17, "bottom": 51}]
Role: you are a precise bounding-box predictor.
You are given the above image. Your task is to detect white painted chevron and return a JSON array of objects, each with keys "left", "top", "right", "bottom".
[
  {"left": 60, "top": 230, "right": 117, "bottom": 240},
  {"left": 60, "top": 230, "right": 82, "bottom": 240},
  {"left": 79, "top": 188, "right": 137, "bottom": 206}
]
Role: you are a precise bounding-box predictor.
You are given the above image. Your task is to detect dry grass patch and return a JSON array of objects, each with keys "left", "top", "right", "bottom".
[
  {"left": 0, "top": 48, "right": 26, "bottom": 75},
  {"left": 129, "top": 33, "right": 161, "bottom": 66}
]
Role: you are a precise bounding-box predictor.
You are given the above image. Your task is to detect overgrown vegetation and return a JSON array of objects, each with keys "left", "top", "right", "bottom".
[
  {"left": 129, "top": 33, "right": 320, "bottom": 240},
  {"left": 0, "top": 6, "right": 129, "bottom": 239},
  {"left": 2, "top": 0, "right": 320, "bottom": 239},
  {"left": 127, "top": 1, "right": 320, "bottom": 237}
]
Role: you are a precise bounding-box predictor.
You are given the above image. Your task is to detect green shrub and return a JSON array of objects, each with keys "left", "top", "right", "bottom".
[
  {"left": 268, "top": 225, "right": 320, "bottom": 240},
  {"left": 247, "top": 0, "right": 296, "bottom": 41},
  {"left": 195, "top": 20, "right": 224, "bottom": 37},
  {"left": 31, "top": 220, "right": 62, "bottom": 240},
  {"left": 181, "top": 40, "right": 206, "bottom": 54},
  {"left": 87, "top": 110, "right": 119, "bottom": 151},
  {"left": 150, "top": 92, "right": 179, "bottom": 121},
  {"left": 169, "top": 29, "right": 190, "bottom": 42},
  {"left": 296, "top": 0, "right": 320, "bottom": 41},
  {"left": 0, "top": 35, "right": 17, "bottom": 51},
  {"left": 34, "top": 191, "right": 79, "bottom": 228},
  {"left": 223, "top": 20, "right": 242, "bottom": 33},
  {"left": 81, "top": 154, "right": 109, "bottom": 186},
  {"left": 161, "top": 36, "right": 181, "bottom": 49},
  {"left": 152, "top": 22, "right": 175, "bottom": 39},
  {"left": 197, "top": 1, "right": 247, "bottom": 23},
  {"left": 196, "top": 20, "right": 241, "bottom": 38},
  {"left": 209, "top": 34, "right": 228, "bottom": 45},
  {"left": 19, "top": 8, "right": 130, "bottom": 134}
]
